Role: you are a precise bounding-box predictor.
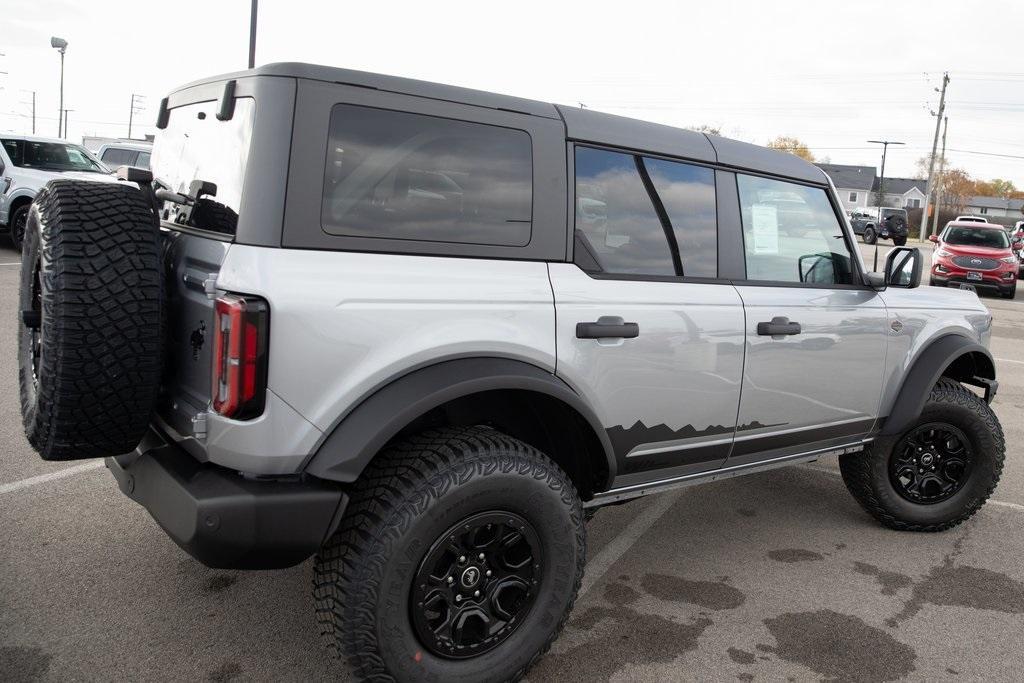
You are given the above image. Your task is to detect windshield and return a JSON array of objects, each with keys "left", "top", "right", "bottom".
[
  {"left": 2, "top": 138, "right": 107, "bottom": 173},
  {"left": 151, "top": 97, "right": 255, "bottom": 234},
  {"left": 944, "top": 226, "right": 1009, "bottom": 249}
]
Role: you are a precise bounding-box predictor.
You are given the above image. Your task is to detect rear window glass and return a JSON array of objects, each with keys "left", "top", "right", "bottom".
[{"left": 321, "top": 104, "right": 532, "bottom": 246}]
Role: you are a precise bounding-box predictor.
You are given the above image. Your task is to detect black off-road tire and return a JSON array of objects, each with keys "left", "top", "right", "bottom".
[
  {"left": 839, "top": 379, "right": 1004, "bottom": 532},
  {"left": 863, "top": 226, "right": 877, "bottom": 245},
  {"left": 10, "top": 201, "right": 30, "bottom": 251},
  {"left": 19, "top": 180, "right": 163, "bottom": 460},
  {"left": 313, "top": 426, "right": 586, "bottom": 682}
]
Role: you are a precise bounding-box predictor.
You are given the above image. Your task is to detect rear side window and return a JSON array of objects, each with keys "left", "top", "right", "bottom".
[
  {"left": 321, "top": 105, "right": 532, "bottom": 246},
  {"left": 574, "top": 147, "right": 717, "bottom": 278},
  {"left": 100, "top": 148, "right": 137, "bottom": 167},
  {"left": 737, "top": 174, "right": 855, "bottom": 285}
]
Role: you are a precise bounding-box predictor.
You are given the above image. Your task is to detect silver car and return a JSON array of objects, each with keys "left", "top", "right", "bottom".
[{"left": 18, "top": 64, "right": 1004, "bottom": 682}]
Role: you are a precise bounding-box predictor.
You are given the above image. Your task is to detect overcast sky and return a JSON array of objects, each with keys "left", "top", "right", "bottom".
[{"left": 2, "top": 0, "right": 1021, "bottom": 185}]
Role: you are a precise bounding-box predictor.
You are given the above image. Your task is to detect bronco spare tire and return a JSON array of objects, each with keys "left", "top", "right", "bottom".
[{"left": 19, "top": 180, "right": 163, "bottom": 460}]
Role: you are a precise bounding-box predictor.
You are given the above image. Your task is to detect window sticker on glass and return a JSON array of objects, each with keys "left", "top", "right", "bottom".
[{"left": 750, "top": 204, "right": 779, "bottom": 254}]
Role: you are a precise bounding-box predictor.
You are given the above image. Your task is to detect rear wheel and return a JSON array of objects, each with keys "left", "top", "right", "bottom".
[
  {"left": 893, "top": 236, "right": 907, "bottom": 246},
  {"left": 863, "top": 226, "right": 877, "bottom": 245},
  {"left": 839, "top": 379, "right": 1003, "bottom": 531},
  {"left": 18, "top": 180, "right": 163, "bottom": 460},
  {"left": 313, "top": 426, "right": 586, "bottom": 682}
]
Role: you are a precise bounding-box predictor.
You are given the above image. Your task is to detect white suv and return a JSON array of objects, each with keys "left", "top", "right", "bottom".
[{"left": 0, "top": 135, "right": 119, "bottom": 250}]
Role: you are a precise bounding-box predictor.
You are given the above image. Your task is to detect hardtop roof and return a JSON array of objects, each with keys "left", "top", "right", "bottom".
[{"left": 172, "top": 62, "right": 826, "bottom": 185}]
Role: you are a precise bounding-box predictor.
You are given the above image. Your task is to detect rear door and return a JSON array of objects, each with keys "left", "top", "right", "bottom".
[
  {"left": 551, "top": 146, "right": 746, "bottom": 489},
  {"left": 728, "top": 173, "right": 888, "bottom": 465}
]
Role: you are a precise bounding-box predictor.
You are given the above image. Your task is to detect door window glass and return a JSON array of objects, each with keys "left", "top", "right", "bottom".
[
  {"left": 574, "top": 147, "right": 676, "bottom": 276},
  {"left": 737, "top": 174, "right": 856, "bottom": 285},
  {"left": 644, "top": 158, "right": 717, "bottom": 278}
]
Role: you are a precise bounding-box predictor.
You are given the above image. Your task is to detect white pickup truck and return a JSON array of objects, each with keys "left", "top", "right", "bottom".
[{"left": 1, "top": 135, "right": 119, "bottom": 250}]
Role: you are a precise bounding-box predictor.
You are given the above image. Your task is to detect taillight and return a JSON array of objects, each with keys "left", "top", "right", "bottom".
[{"left": 212, "top": 294, "right": 268, "bottom": 419}]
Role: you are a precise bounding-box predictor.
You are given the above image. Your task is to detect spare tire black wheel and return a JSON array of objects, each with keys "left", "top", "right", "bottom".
[
  {"left": 18, "top": 180, "right": 164, "bottom": 461},
  {"left": 863, "top": 226, "right": 877, "bottom": 245}
]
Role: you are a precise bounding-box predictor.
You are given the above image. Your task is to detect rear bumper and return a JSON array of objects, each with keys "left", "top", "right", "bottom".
[{"left": 107, "top": 429, "right": 347, "bottom": 569}]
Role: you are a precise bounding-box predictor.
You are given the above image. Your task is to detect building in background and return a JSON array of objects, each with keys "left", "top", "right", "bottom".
[
  {"left": 964, "top": 196, "right": 1024, "bottom": 219},
  {"left": 816, "top": 164, "right": 875, "bottom": 212}
]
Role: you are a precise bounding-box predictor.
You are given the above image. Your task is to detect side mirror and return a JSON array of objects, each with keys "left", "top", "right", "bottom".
[
  {"left": 884, "top": 247, "right": 922, "bottom": 289},
  {"left": 928, "top": 234, "right": 939, "bottom": 243}
]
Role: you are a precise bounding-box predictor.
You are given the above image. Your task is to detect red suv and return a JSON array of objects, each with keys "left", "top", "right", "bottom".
[{"left": 929, "top": 221, "right": 1020, "bottom": 298}]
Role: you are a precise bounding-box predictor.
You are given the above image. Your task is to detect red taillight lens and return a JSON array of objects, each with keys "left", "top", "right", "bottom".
[{"left": 212, "top": 294, "right": 268, "bottom": 419}]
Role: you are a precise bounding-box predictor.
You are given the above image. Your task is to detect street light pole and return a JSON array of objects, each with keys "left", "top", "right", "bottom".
[
  {"left": 50, "top": 37, "right": 68, "bottom": 138},
  {"left": 868, "top": 140, "right": 905, "bottom": 209},
  {"left": 248, "top": 0, "right": 258, "bottom": 69}
]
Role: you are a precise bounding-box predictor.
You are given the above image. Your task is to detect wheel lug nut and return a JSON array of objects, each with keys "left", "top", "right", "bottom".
[
  {"left": 458, "top": 555, "right": 466, "bottom": 564},
  {"left": 447, "top": 576, "right": 454, "bottom": 584},
  {"left": 478, "top": 553, "right": 485, "bottom": 561},
  {"left": 485, "top": 570, "right": 492, "bottom": 577},
  {"left": 474, "top": 590, "right": 480, "bottom": 597},
  {"left": 455, "top": 595, "right": 462, "bottom": 602}
]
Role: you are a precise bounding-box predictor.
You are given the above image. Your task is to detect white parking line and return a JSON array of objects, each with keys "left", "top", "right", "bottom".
[
  {"left": 0, "top": 460, "right": 105, "bottom": 495},
  {"left": 0, "top": 262, "right": 21, "bottom": 266},
  {"left": 995, "top": 357, "right": 1024, "bottom": 365},
  {"left": 578, "top": 490, "right": 681, "bottom": 598}
]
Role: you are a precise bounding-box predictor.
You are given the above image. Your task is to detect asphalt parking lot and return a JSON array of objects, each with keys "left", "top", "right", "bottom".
[{"left": 2, "top": 238, "right": 1023, "bottom": 682}]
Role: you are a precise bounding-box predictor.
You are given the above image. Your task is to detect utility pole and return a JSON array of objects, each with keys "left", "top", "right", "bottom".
[
  {"left": 63, "top": 109, "right": 73, "bottom": 140},
  {"left": 929, "top": 116, "right": 949, "bottom": 239},
  {"left": 248, "top": 0, "right": 258, "bottom": 69},
  {"left": 31, "top": 91, "right": 36, "bottom": 134},
  {"left": 920, "top": 72, "right": 949, "bottom": 241},
  {"left": 128, "top": 93, "right": 145, "bottom": 139}
]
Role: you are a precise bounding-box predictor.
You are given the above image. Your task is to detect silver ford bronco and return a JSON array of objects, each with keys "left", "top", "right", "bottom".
[{"left": 18, "top": 63, "right": 1003, "bottom": 682}]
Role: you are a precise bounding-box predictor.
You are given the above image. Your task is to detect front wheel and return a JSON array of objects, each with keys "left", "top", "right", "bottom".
[
  {"left": 863, "top": 226, "right": 877, "bottom": 245},
  {"left": 9, "top": 202, "right": 29, "bottom": 251},
  {"left": 1001, "top": 284, "right": 1016, "bottom": 299},
  {"left": 314, "top": 426, "right": 586, "bottom": 682},
  {"left": 839, "top": 379, "right": 1004, "bottom": 532}
]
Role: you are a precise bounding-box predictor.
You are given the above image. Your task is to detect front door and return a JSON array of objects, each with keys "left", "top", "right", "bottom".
[
  {"left": 728, "top": 173, "right": 888, "bottom": 465},
  {"left": 551, "top": 146, "right": 746, "bottom": 488}
]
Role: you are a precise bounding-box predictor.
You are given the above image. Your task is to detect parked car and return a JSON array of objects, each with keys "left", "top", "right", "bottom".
[
  {"left": 849, "top": 207, "right": 909, "bottom": 245},
  {"left": 954, "top": 215, "right": 988, "bottom": 223},
  {"left": 1011, "top": 221, "right": 1024, "bottom": 275},
  {"left": 96, "top": 141, "right": 153, "bottom": 170},
  {"left": 17, "top": 63, "right": 1004, "bottom": 682},
  {"left": 0, "top": 135, "right": 120, "bottom": 250},
  {"left": 929, "top": 221, "right": 1020, "bottom": 297}
]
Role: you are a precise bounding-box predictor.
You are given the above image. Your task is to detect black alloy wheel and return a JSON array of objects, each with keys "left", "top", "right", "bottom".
[
  {"left": 11, "top": 203, "right": 29, "bottom": 251},
  {"left": 411, "top": 510, "right": 542, "bottom": 659},
  {"left": 889, "top": 422, "right": 973, "bottom": 504}
]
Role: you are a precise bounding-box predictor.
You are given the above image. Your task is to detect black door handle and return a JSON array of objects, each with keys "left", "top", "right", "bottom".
[
  {"left": 576, "top": 316, "right": 640, "bottom": 339},
  {"left": 756, "top": 316, "right": 801, "bottom": 337}
]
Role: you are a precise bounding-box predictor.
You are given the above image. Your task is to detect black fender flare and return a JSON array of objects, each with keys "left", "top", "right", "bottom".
[
  {"left": 881, "top": 334, "right": 996, "bottom": 436},
  {"left": 304, "top": 357, "right": 616, "bottom": 485}
]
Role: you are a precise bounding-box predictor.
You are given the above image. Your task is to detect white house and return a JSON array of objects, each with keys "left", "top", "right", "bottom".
[
  {"left": 873, "top": 177, "right": 927, "bottom": 210},
  {"left": 817, "top": 164, "right": 927, "bottom": 212},
  {"left": 964, "top": 196, "right": 1024, "bottom": 219},
  {"left": 817, "top": 164, "right": 875, "bottom": 212}
]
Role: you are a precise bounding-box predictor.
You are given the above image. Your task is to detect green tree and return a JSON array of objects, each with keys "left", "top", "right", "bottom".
[{"left": 767, "top": 136, "right": 815, "bottom": 162}]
